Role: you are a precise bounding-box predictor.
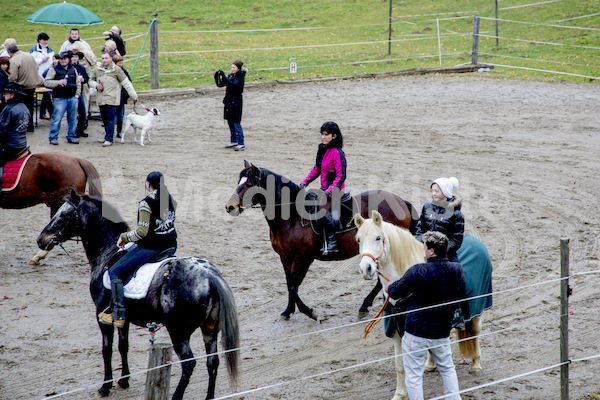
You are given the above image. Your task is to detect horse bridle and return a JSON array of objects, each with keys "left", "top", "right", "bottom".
[
  {"left": 49, "top": 199, "right": 82, "bottom": 248},
  {"left": 231, "top": 168, "right": 264, "bottom": 210},
  {"left": 360, "top": 236, "right": 391, "bottom": 282}
]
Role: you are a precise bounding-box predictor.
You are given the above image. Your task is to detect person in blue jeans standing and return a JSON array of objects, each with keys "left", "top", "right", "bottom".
[
  {"left": 214, "top": 59, "right": 247, "bottom": 151},
  {"left": 385, "top": 231, "right": 466, "bottom": 400},
  {"left": 43, "top": 51, "right": 81, "bottom": 145}
]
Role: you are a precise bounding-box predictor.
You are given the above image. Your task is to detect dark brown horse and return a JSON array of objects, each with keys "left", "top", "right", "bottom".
[
  {"left": 0, "top": 152, "right": 102, "bottom": 264},
  {"left": 226, "top": 161, "right": 417, "bottom": 320}
]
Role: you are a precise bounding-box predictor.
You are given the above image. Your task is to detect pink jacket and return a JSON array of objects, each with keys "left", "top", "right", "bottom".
[{"left": 302, "top": 147, "right": 346, "bottom": 193}]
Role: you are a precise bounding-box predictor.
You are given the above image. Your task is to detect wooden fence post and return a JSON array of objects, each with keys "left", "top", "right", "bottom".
[
  {"left": 560, "top": 237, "right": 570, "bottom": 400},
  {"left": 495, "top": 0, "right": 499, "bottom": 48},
  {"left": 471, "top": 14, "right": 480, "bottom": 65},
  {"left": 387, "top": 0, "right": 393, "bottom": 55},
  {"left": 150, "top": 16, "right": 160, "bottom": 90},
  {"left": 145, "top": 343, "right": 172, "bottom": 400}
]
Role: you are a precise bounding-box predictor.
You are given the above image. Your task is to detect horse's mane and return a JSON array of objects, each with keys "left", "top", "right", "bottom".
[
  {"left": 256, "top": 167, "right": 303, "bottom": 208},
  {"left": 377, "top": 220, "right": 424, "bottom": 275},
  {"left": 81, "top": 194, "right": 129, "bottom": 232}
]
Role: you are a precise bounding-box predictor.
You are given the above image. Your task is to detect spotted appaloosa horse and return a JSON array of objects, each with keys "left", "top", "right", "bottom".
[
  {"left": 37, "top": 189, "right": 239, "bottom": 400},
  {"left": 1, "top": 151, "right": 102, "bottom": 264}
]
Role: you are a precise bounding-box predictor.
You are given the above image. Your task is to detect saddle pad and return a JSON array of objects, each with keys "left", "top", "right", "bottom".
[
  {"left": 102, "top": 257, "right": 175, "bottom": 299},
  {"left": 1, "top": 154, "right": 32, "bottom": 191}
]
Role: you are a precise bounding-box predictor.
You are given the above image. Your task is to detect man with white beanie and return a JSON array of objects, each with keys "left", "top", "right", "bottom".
[{"left": 415, "top": 176, "right": 464, "bottom": 262}]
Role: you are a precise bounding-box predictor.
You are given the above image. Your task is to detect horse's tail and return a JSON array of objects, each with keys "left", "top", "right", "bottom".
[
  {"left": 213, "top": 274, "right": 240, "bottom": 389},
  {"left": 457, "top": 315, "right": 482, "bottom": 360},
  {"left": 79, "top": 158, "right": 103, "bottom": 198}
]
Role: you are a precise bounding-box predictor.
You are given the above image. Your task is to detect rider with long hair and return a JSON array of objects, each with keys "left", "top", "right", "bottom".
[
  {"left": 300, "top": 121, "right": 347, "bottom": 255},
  {"left": 99, "top": 171, "right": 177, "bottom": 328}
]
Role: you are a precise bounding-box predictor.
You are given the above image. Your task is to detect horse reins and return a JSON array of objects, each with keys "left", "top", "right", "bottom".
[{"left": 361, "top": 238, "right": 392, "bottom": 339}]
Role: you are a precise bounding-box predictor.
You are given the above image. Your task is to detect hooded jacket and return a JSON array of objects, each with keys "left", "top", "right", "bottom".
[
  {"left": 89, "top": 62, "right": 137, "bottom": 106},
  {"left": 215, "top": 68, "right": 246, "bottom": 123},
  {"left": 0, "top": 97, "right": 29, "bottom": 150},
  {"left": 29, "top": 43, "right": 55, "bottom": 77},
  {"left": 415, "top": 196, "right": 464, "bottom": 255}
]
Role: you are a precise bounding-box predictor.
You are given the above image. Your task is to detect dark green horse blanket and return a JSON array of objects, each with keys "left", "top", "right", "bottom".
[{"left": 384, "top": 234, "right": 493, "bottom": 338}]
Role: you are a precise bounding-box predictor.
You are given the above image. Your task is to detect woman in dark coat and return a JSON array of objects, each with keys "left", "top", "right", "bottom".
[
  {"left": 415, "top": 176, "right": 464, "bottom": 262},
  {"left": 214, "top": 59, "right": 247, "bottom": 151}
]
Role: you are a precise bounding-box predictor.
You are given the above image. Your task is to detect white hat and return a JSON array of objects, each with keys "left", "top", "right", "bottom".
[{"left": 432, "top": 177, "right": 459, "bottom": 199}]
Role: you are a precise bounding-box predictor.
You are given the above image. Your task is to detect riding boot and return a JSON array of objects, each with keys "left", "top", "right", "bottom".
[
  {"left": 111, "top": 279, "right": 126, "bottom": 327},
  {"left": 98, "top": 279, "right": 126, "bottom": 328},
  {"left": 321, "top": 213, "right": 339, "bottom": 255}
]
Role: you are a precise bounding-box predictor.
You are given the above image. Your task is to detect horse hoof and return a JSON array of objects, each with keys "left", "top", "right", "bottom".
[
  {"left": 424, "top": 364, "right": 437, "bottom": 372},
  {"left": 309, "top": 309, "right": 318, "bottom": 321},
  {"left": 29, "top": 257, "right": 41, "bottom": 265},
  {"left": 117, "top": 378, "right": 130, "bottom": 389},
  {"left": 358, "top": 310, "right": 369, "bottom": 320},
  {"left": 470, "top": 366, "right": 483, "bottom": 375},
  {"left": 97, "top": 385, "right": 111, "bottom": 397},
  {"left": 280, "top": 313, "right": 291, "bottom": 321}
]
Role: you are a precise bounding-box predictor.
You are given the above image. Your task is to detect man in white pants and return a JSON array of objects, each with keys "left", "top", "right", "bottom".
[{"left": 385, "top": 231, "right": 466, "bottom": 400}]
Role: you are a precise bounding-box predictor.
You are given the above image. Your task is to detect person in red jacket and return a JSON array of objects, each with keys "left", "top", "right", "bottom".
[{"left": 300, "top": 121, "right": 347, "bottom": 254}]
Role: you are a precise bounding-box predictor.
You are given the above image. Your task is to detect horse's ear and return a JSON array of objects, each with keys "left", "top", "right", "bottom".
[
  {"left": 70, "top": 186, "right": 81, "bottom": 204},
  {"left": 371, "top": 210, "right": 383, "bottom": 226},
  {"left": 244, "top": 160, "right": 251, "bottom": 168},
  {"left": 354, "top": 213, "right": 365, "bottom": 228}
]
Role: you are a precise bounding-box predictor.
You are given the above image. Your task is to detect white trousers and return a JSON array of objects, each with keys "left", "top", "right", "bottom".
[{"left": 402, "top": 331, "right": 461, "bottom": 400}]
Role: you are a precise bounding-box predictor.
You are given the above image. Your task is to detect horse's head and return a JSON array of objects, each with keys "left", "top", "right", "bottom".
[
  {"left": 37, "top": 187, "right": 83, "bottom": 251},
  {"left": 226, "top": 160, "right": 262, "bottom": 216},
  {"left": 354, "top": 210, "right": 387, "bottom": 280}
]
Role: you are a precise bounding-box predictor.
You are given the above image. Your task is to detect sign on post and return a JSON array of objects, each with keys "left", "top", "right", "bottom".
[{"left": 289, "top": 58, "right": 297, "bottom": 78}]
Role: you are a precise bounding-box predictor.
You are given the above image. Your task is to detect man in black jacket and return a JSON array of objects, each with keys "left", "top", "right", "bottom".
[
  {"left": 0, "top": 83, "right": 29, "bottom": 168},
  {"left": 385, "top": 231, "right": 465, "bottom": 400}
]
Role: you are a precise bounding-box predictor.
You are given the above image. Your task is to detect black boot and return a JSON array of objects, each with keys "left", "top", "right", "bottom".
[
  {"left": 98, "top": 279, "right": 126, "bottom": 328},
  {"left": 321, "top": 213, "right": 339, "bottom": 255}
]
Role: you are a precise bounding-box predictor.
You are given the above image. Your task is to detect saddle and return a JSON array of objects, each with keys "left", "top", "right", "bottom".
[
  {"left": 303, "top": 192, "right": 360, "bottom": 235},
  {"left": 0, "top": 148, "right": 31, "bottom": 192},
  {"left": 102, "top": 244, "right": 177, "bottom": 299}
]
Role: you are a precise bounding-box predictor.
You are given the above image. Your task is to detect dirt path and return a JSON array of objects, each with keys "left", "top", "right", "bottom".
[{"left": 1, "top": 74, "right": 599, "bottom": 400}]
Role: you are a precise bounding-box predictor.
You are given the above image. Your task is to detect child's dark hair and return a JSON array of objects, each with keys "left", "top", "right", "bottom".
[{"left": 321, "top": 121, "right": 343, "bottom": 148}]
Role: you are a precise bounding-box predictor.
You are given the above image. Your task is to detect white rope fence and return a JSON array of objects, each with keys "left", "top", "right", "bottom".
[{"left": 34, "top": 270, "right": 600, "bottom": 399}]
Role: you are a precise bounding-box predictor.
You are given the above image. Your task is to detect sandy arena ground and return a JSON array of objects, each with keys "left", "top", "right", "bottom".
[{"left": 1, "top": 74, "right": 599, "bottom": 400}]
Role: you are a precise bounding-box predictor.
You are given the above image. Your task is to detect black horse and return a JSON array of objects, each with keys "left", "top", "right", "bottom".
[
  {"left": 226, "top": 161, "right": 417, "bottom": 320},
  {"left": 37, "top": 189, "right": 239, "bottom": 400}
]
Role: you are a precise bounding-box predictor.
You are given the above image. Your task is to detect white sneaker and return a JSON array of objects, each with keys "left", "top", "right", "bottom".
[
  {"left": 102, "top": 141, "right": 113, "bottom": 147},
  {"left": 225, "top": 142, "right": 237, "bottom": 148},
  {"left": 234, "top": 145, "right": 245, "bottom": 151}
]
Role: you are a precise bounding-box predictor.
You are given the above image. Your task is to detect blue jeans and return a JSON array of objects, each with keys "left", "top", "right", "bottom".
[
  {"left": 402, "top": 332, "right": 461, "bottom": 400},
  {"left": 49, "top": 97, "right": 78, "bottom": 141},
  {"left": 227, "top": 120, "right": 244, "bottom": 145},
  {"left": 108, "top": 244, "right": 161, "bottom": 281},
  {"left": 115, "top": 105, "right": 125, "bottom": 134},
  {"left": 99, "top": 105, "right": 117, "bottom": 142}
]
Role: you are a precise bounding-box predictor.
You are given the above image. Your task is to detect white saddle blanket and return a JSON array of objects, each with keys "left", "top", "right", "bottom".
[{"left": 102, "top": 257, "right": 175, "bottom": 299}]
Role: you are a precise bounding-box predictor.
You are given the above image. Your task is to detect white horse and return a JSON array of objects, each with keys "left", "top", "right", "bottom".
[{"left": 355, "top": 210, "right": 490, "bottom": 400}]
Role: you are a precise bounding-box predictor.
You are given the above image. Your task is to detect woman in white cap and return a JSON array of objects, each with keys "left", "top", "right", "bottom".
[{"left": 415, "top": 177, "right": 464, "bottom": 262}]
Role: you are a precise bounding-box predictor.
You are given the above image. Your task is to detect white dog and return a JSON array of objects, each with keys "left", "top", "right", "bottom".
[{"left": 121, "top": 108, "right": 160, "bottom": 146}]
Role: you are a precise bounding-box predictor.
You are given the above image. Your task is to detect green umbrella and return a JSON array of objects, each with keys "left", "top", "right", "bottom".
[{"left": 26, "top": 1, "right": 104, "bottom": 40}]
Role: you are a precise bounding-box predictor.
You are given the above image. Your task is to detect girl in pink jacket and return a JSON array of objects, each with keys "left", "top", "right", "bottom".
[{"left": 300, "top": 121, "right": 347, "bottom": 254}]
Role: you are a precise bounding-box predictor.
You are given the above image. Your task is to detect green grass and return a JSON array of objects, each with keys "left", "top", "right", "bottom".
[{"left": 7, "top": 0, "right": 600, "bottom": 90}]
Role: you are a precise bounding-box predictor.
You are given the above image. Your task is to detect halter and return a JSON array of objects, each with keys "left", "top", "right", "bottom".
[
  {"left": 231, "top": 168, "right": 264, "bottom": 209},
  {"left": 360, "top": 237, "right": 386, "bottom": 273},
  {"left": 145, "top": 108, "right": 156, "bottom": 115},
  {"left": 361, "top": 236, "right": 393, "bottom": 338},
  {"left": 48, "top": 199, "right": 83, "bottom": 258}
]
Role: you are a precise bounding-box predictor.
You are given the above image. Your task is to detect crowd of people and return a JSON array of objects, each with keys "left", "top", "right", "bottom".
[{"left": 0, "top": 26, "right": 134, "bottom": 151}]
